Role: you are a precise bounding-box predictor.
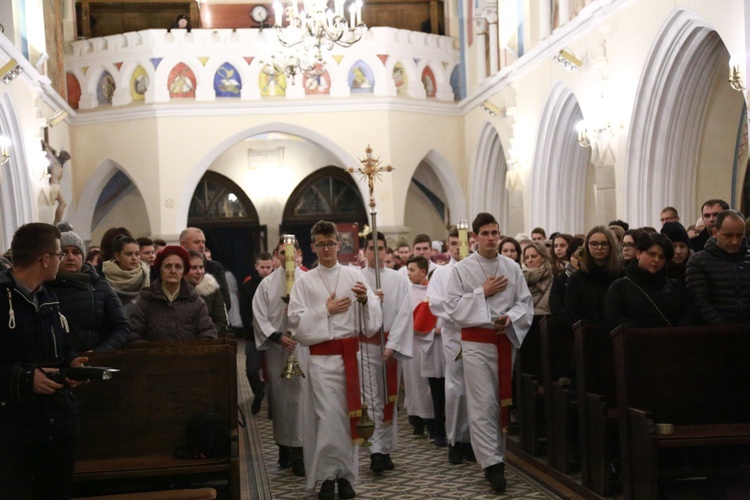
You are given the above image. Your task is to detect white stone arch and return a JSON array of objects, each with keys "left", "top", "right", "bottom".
[
  {"left": 177, "top": 123, "right": 362, "bottom": 231},
  {"left": 470, "top": 122, "right": 509, "bottom": 233},
  {"left": 384, "top": 56, "right": 423, "bottom": 98},
  {"left": 626, "top": 9, "right": 728, "bottom": 226},
  {"left": 68, "top": 159, "right": 149, "bottom": 241},
  {"left": 529, "top": 82, "right": 588, "bottom": 234},
  {"left": 152, "top": 56, "right": 205, "bottom": 102},
  {"left": 339, "top": 54, "right": 391, "bottom": 96},
  {"left": 203, "top": 56, "right": 251, "bottom": 94},
  {"left": 414, "top": 59, "right": 450, "bottom": 100},
  {"left": 413, "top": 149, "right": 467, "bottom": 219},
  {"left": 114, "top": 59, "right": 156, "bottom": 106},
  {"left": 0, "top": 94, "right": 34, "bottom": 248}
]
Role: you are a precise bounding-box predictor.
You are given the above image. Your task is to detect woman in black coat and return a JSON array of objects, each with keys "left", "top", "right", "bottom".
[
  {"left": 48, "top": 231, "right": 130, "bottom": 353},
  {"left": 565, "top": 226, "right": 624, "bottom": 324},
  {"left": 604, "top": 232, "right": 692, "bottom": 330}
]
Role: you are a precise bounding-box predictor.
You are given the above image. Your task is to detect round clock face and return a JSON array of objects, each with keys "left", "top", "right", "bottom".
[{"left": 251, "top": 5, "right": 269, "bottom": 23}]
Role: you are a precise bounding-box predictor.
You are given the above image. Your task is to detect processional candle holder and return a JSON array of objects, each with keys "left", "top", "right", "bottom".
[
  {"left": 280, "top": 234, "right": 305, "bottom": 379},
  {"left": 454, "top": 219, "right": 470, "bottom": 361}
]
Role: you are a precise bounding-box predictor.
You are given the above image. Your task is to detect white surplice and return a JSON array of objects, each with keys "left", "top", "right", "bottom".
[
  {"left": 403, "top": 283, "right": 435, "bottom": 419},
  {"left": 444, "top": 252, "right": 534, "bottom": 469},
  {"left": 253, "top": 266, "right": 309, "bottom": 448},
  {"left": 428, "top": 258, "right": 470, "bottom": 446},
  {"left": 360, "top": 266, "right": 413, "bottom": 455},
  {"left": 288, "top": 262, "right": 382, "bottom": 489}
]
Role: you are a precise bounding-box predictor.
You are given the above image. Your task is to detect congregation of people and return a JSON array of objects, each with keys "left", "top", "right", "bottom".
[{"left": 1, "top": 196, "right": 749, "bottom": 498}]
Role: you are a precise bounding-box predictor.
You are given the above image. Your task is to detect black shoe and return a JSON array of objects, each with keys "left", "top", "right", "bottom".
[
  {"left": 425, "top": 419, "right": 436, "bottom": 439},
  {"left": 370, "top": 453, "right": 386, "bottom": 475},
  {"left": 434, "top": 436, "right": 447, "bottom": 447},
  {"left": 462, "top": 442, "right": 476, "bottom": 462},
  {"left": 278, "top": 445, "right": 291, "bottom": 469},
  {"left": 383, "top": 454, "right": 395, "bottom": 470},
  {"left": 337, "top": 478, "right": 356, "bottom": 499},
  {"left": 251, "top": 392, "right": 265, "bottom": 415},
  {"left": 484, "top": 463, "right": 507, "bottom": 493},
  {"left": 290, "top": 447, "right": 305, "bottom": 476},
  {"left": 448, "top": 444, "right": 463, "bottom": 465},
  {"left": 318, "top": 480, "right": 335, "bottom": 500},
  {"left": 412, "top": 417, "right": 424, "bottom": 436}
]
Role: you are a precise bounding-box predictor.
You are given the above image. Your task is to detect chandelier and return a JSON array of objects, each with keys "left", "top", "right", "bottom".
[{"left": 263, "top": 0, "right": 365, "bottom": 83}]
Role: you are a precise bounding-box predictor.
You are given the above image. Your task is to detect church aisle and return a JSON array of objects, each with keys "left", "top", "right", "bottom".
[{"left": 237, "top": 340, "right": 564, "bottom": 499}]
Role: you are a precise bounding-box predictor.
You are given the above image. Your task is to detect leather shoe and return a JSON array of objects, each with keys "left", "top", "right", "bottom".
[
  {"left": 337, "top": 478, "right": 356, "bottom": 499},
  {"left": 251, "top": 392, "right": 265, "bottom": 415},
  {"left": 484, "top": 462, "right": 507, "bottom": 493},
  {"left": 448, "top": 444, "right": 463, "bottom": 465},
  {"left": 462, "top": 442, "right": 477, "bottom": 462},
  {"left": 383, "top": 454, "right": 395, "bottom": 470},
  {"left": 318, "top": 480, "right": 335, "bottom": 500},
  {"left": 290, "top": 447, "right": 305, "bottom": 477},
  {"left": 278, "top": 445, "right": 290, "bottom": 469},
  {"left": 370, "top": 453, "right": 386, "bottom": 475}
]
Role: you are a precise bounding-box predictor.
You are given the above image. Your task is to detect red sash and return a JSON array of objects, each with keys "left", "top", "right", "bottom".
[
  {"left": 461, "top": 326, "right": 513, "bottom": 430},
  {"left": 309, "top": 337, "right": 362, "bottom": 444},
  {"left": 357, "top": 331, "right": 398, "bottom": 424}
]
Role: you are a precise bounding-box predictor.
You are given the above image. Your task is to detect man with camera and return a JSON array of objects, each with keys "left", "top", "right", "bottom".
[{"left": 0, "top": 223, "right": 89, "bottom": 499}]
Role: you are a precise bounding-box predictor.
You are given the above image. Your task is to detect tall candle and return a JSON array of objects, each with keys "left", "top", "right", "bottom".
[
  {"left": 284, "top": 234, "right": 296, "bottom": 295},
  {"left": 457, "top": 219, "right": 469, "bottom": 260}
]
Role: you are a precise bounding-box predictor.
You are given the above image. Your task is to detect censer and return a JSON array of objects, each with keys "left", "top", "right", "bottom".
[
  {"left": 279, "top": 234, "right": 305, "bottom": 379},
  {"left": 356, "top": 405, "right": 376, "bottom": 446}
]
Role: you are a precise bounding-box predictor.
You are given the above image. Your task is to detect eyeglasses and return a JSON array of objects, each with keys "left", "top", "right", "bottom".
[
  {"left": 313, "top": 241, "right": 338, "bottom": 249},
  {"left": 588, "top": 241, "right": 610, "bottom": 249},
  {"left": 622, "top": 242, "right": 636, "bottom": 248},
  {"left": 48, "top": 252, "right": 66, "bottom": 260},
  {"left": 660, "top": 216, "right": 677, "bottom": 223},
  {"left": 702, "top": 212, "right": 721, "bottom": 219}
]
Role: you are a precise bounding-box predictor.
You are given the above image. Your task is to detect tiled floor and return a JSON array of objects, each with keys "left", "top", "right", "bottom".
[{"left": 237, "top": 340, "right": 561, "bottom": 499}]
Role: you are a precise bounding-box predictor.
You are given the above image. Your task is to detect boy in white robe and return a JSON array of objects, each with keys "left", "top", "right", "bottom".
[
  {"left": 253, "top": 236, "right": 308, "bottom": 476},
  {"left": 288, "top": 220, "right": 382, "bottom": 500},
  {"left": 445, "top": 212, "right": 534, "bottom": 493},
  {"left": 360, "top": 231, "right": 413, "bottom": 474},
  {"left": 428, "top": 226, "right": 475, "bottom": 464}
]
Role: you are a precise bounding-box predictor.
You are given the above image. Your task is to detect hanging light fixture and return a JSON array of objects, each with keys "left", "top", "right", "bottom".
[{"left": 261, "top": 47, "right": 325, "bottom": 82}]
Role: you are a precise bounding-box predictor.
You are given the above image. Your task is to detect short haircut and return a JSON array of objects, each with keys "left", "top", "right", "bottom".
[
  {"left": 581, "top": 225, "right": 622, "bottom": 279},
  {"left": 531, "top": 227, "right": 546, "bottom": 238},
  {"left": 701, "top": 199, "right": 729, "bottom": 212},
  {"left": 11, "top": 223, "right": 61, "bottom": 268},
  {"left": 187, "top": 249, "right": 203, "bottom": 260},
  {"left": 310, "top": 220, "right": 338, "bottom": 240},
  {"left": 385, "top": 247, "right": 394, "bottom": 255},
  {"left": 472, "top": 212, "right": 498, "bottom": 234},
  {"left": 608, "top": 219, "right": 629, "bottom": 231},
  {"left": 256, "top": 251, "right": 273, "bottom": 263},
  {"left": 112, "top": 235, "right": 138, "bottom": 255},
  {"left": 85, "top": 248, "right": 102, "bottom": 264},
  {"left": 407, "top": 255, "right": 429, "bottom": 272},
  {"left": 179, "top": 227, "right": 204, "bottom": 242},
  {"left": 636, "top": 232, "right": 674, "bottom": 261},
  {"left": 100, "top": 227, "right": 133, "bottom": 261},
  {"left": 413, "top": 233, "right": 431, "bottom": 246},
  {"left": 623, "top": 228, "right": 646, "bottom": 242},
  {"left": 153, "top": 238, "right": 167, "bottom": 247},
  {"left": 448, "top": 226, "right": 459, "bottom": 239},
  {"left": 364, "top": 231, "right": 386, "bottom": 245},
  {"left": 136, "top": 237, "right": 153, "bottom": 247},
  {"left": 661, "top": 206, "right": 679, "bottom": 217},
  {"left": 397, "top": 241, "right": 410, "bottom": 250},
  {"left": 715, "top": 209, "right": 745, "bottom": 231}
]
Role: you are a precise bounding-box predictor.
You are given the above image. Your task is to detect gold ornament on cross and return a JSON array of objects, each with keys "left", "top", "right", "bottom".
[{"left": 347, "top": 145, "right": 394, "bottom": 209}]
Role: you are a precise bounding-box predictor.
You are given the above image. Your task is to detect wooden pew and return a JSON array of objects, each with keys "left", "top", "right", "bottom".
[
  {"left": 72, "top": 339, "right": 240, "bottom": 499},
  {"left": 540, "top": 315, "right": 579, "bottom": 473},
  {"left": 574, "top": 321, "right": 619, "bottom": 496},
  {"left": 515, "top": 315, "right": 545, "bottom": 455},
  {"left": 613, "top": 325, "right": 750, "bottom": 500}
]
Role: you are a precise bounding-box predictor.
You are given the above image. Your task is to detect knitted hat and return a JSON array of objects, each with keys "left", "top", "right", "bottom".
[
  {"left": 60, "top": 231, "right": 86, "bottom": 255},
  {"left": 660, "top": 222, "right": 690, "bottom": 246},
  {"left": 153, "top": 245, "right": 191, "bottom": 276}
]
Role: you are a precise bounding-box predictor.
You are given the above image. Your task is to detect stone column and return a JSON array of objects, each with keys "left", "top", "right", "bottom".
[{"left": 474, "top": 17, "right": 487, "bottom": 83}]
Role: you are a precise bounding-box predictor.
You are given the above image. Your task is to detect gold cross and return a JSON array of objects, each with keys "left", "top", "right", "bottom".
[{"left": 347, "top": 145, "right": 394, "bottom": 209}]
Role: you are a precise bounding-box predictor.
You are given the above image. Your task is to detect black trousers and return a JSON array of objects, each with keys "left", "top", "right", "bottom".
[
  {"left": 245, "top": 340, "right": 265, "bottom": 398},
  {"left": 0, "top": 433, "right": 78, "bottom": 500},
  {"left": 428, "top": 376, "right": 446, "bottom": 438}
]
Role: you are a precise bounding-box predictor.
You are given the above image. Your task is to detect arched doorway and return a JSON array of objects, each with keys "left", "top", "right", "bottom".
[
  {"left": 188, "top": 171, "right": 266, "bottom": 282},
  {"left": 281, "top": 166, "right": 367, "bottom": 267}
]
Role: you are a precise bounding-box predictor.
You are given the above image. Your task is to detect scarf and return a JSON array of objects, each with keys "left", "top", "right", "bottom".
[{"left": 103, "top": 260, "right": 150, "bottom": 294}]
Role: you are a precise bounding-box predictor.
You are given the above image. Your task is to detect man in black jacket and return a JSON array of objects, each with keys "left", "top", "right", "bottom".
[
  {"left": 690, "top": 199, "right": 729, "bottom": 252},
  {"left": 686, "top": 210, "right": 750, "bottom": 324},
  {"left": 0, "top": 223, "right": 89, "bottom": 498},
  {"left": 179, "top": 227, "right": 231, "bottom": 310}
]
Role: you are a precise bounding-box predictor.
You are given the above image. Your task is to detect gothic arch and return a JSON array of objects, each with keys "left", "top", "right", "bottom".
[
  {"left": 529, "top": 82, "right": 588, "bottom": 234},
  {"left": 470, "top": 123, "right": 509, "bottom": 233},
  {"left": 626, "top": 9, "right": 727, "bottom": 226}
]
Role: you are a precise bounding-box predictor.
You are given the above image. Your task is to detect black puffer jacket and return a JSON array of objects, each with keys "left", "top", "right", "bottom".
[
  {"left": 565, "top": 264, "right": 625, "bottom": 324},
  {"left": 604, "top": 262, "right": 692, "bottom": 330},
  {"left": 685, "top": 237, "right": 750, "bottom": 325},
  {"left": 0, "top": 270, "right": 80, "bottom": 443},
  {"left": 48, "top": 264, "right": 129, "bottom": 353}
]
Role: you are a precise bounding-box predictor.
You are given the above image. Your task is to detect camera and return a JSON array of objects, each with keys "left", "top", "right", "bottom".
[{"left": 45, "top": 366, "right": 119, "bottom": 384}]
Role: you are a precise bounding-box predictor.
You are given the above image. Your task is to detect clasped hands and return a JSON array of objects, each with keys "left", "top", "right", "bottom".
[
  {"left": 32, "top": 356, "right": 89, "bottom": 395},
  {"left": 326, "top": 281, "right": 368, "bottom": 315}
]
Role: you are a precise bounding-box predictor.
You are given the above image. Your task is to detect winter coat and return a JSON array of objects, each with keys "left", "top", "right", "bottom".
[
  {"left": 549, "top": 262, "right": 575, "bottom": 317},
  {"left": 194, "top": 273, "right": 229, "bottom": 334},
  {"left": 48, "top": 264, "right": 129, "bottom": 353},
  {"left": 523, "top": 265, "right": 553, "bottom": 315},
  {"left": 565, "top": 263, "right": 625, "bottom": 324},
  {"left": 685, "top": 237, "right": 750, "bottom": 325},
  {"left": 604, "top": 262, "right": 692, "bottom": 330},
  {"left": 129, "top": 278, "right": 218, "bottom": 342},
  {"left": 0, "top": 270, "right": 80, "bottom": 443}
]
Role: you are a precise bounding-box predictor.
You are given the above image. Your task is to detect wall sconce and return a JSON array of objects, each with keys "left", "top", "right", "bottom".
[
  {"left": 480, "top": 100, "right": 504, "bottom": 117},
  {"left": 729, "top": 63, "right": 745, "bottom": 92},
  {"left": 0, "top": 59, "right": 23, "bottom": 84},
  {"left": 553, "top": 49, "right": 582, "bottom": 71},
  {"left": 0, "top": 135, "right": 10, "bottom": 166},
  {"left": 47, "top": 110, "right": 69, "bottom": 127}
]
